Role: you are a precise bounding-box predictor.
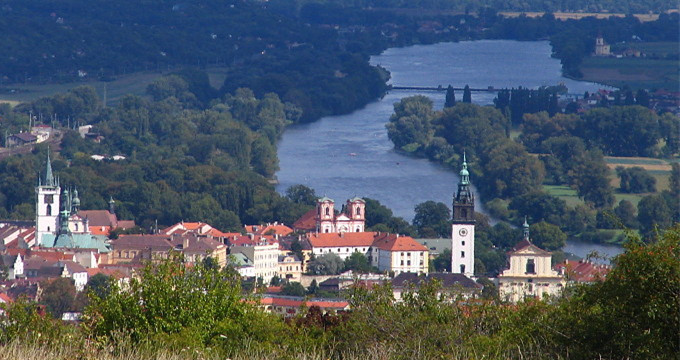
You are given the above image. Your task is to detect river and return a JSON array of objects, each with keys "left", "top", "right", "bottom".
[{"left": 275, "top": 40, "right": 623, "bottom": 260}]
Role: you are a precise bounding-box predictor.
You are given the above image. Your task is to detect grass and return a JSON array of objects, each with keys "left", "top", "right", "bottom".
[
  {"left": 579, "top": 53, "right": 679, "bottom": 90},
  {"left": 0, "top": 67, "right": 230, "bottom": 106},
  {"left": 543, "top": 185, "right": 584, "bottom": 207}
]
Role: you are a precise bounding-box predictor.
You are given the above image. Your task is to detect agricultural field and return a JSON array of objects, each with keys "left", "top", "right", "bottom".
[
  {"left": 0, "top": 67, "right": 230, "bottom": 107},
  {"left": 580, "top": 42, "right": 679, "bottom": 90}
]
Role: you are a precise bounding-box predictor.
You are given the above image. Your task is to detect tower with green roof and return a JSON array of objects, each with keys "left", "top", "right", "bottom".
[
  {"left": 35, "top": 150, "right": 61, "bottom": 245},
  {"left": 451, "top": 152, "right": 476, "bottom": 278}
]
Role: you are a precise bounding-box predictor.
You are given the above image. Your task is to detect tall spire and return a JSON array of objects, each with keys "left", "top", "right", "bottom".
[
  {"left": 523, "top": 216, "right": 530, "bottom": 241},
  {"left": 45, "top": 149, "right": 55, "bottom": 187},
  {"left": 459, "top": 151, "right": 469, "bottom": 185}
]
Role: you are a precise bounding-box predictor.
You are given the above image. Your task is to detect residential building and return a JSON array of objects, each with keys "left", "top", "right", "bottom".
[
  {"left": 391, "top": 272, "right": 481, "bottom": 301},
  {"left": 497, "top": 220, "right": 565, "bottom": 303},
  {"left": 371, "top": 233, "right": 429, "bottom": 275},
  {"left": 554, "top": 259, "right": 611, "bottom": 283},
  {"left": 245, "top": 222, "right": 294, "bottom": 237},
  {"left": 277, "top": 254, "right": 302, "bottom": 282},
  {"left": 257, "top": 295, "right": 350, "bottom": 318},
  {"left": 229, "top": 236, "right": 279, "bottom": 284}
]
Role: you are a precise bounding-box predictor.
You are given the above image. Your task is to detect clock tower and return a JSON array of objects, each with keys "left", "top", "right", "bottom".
[{"left": 451, "top": 153, "right": 475, "bottom": 278}]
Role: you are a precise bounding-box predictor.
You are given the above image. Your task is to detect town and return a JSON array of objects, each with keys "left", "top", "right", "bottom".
[{"left": 0, "top": 154, "right": 613, "bottom": 319}]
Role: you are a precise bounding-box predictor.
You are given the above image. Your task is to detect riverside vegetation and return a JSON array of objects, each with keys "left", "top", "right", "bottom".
[{"left": 1, "top": 225, "right": 678, "bottom": 359}]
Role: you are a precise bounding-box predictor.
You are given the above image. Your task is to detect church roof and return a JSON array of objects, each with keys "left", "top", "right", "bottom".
[
  {"left": 318, "top": 196, "right": 334, "bottom": 203},
  {"left": 292, "top": 208, "right": 317, "bottom": 231},
  {"left": 509, "top": 239, "right": 551, "bottom": 255},
  {"left": 78, "top": 210, "right": 118, "bottom": 227},
  {"left": 348, "top": 197, "right": 365, "bottom": 203},
  {"left": 41, "top": 233, "right": 111, "bottom": 253}
]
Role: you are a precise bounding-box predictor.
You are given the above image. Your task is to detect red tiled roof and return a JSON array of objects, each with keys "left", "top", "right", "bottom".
[
  {"left": 293, "top": 208, "right": 317, "bottom": 231},
  {"left": 258, "top": 296, "right": 349, "bottom": 309},
  {"left": 0, "top": 293, "right": 12, "bottom": 303},
  {"left": 229, "top": 235, "right": 277, "bottom": 247},
  {"left": 79, "top": 210, "right": 117, "bottom": 227},
  {"left": 246, "top": 224, "right": 294, "bottom": 236},
  {"left": 308, "top": 232, "right": 377, "bottom": 248},
  {"left": 554, "top": 260, "right": 611, "bottom": 283},
  {"left": 372, "top": 233, "right": 427, "bottom": 252},
  {"left": 509, "top": 239, "right": 551, "bottom": 255},
  {"left": 86, "top": 268, "right": 128, "bottom": 279}
]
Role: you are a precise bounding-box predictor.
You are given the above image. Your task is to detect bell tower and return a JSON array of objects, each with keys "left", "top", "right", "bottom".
[
  {"left": 315, "top": 196, "right": 335, "bottom": 233},
  {"left": 36, "top": 151, "right": 61, "bottom": 245},
  {"left": 451, "top": 153, "right": 475, "bottom": 278}
]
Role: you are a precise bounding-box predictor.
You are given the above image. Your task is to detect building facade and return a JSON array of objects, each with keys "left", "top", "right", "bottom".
[
  {"left": 497, "top": 220, "right": 565, "bottom": 303},
  {"left": 451, "top": 154, "right": 475, "bottom": 278}
]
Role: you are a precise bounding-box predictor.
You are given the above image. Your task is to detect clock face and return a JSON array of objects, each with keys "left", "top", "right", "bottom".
[{"left": 459, "top": 228, "right": 468, "bottom": 237}]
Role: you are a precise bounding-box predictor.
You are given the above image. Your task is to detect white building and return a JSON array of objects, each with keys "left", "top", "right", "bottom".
[
  {"left": 451, "top": 154, "right": 475, "bottom": 278},
  {"left": 497, "top": 220, "right": 565, "bottom": 303},
  {"left": 230, "top": 238, "right": 280, "bottom": 284},
  {"left": 371, "top": 233, "right": 428, "bottom": 275},
  {"left": 307, "top": 232, "right": 375, "bottom": 261},
  {"left": 35, "top": 152, "right": 61, "bottom": 244}
]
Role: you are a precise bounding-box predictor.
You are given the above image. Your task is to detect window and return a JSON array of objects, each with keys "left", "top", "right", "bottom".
[
  {"left": 460, "top": 264, "right": 466, "bottom": 273},
  {"left": 46, "top": 204, "right": 51, "bottom": 216},
  {"left": 325, "top": 207, "right": 330, "bottom": 216},
  {"left": 44, "top": 195, "right": 53, "bottom": 204},
  {"left": 356, "top": 228, "right": 360, "bottom": 232},
  {"left": 407, "top": 260, "right": 411, "bottom": 266},
  {"left": 462, "top": 241, "right": 465, "bottom": 246},
  {"left": 526, "top": 259, "right": 536, "bottom": 274},
  {"left": 356, "top": 206, "right": 361, "bottom": 215},
  {"left": 400, "top": 260, "right": 404, "bottom": 266},
  {"left": 325, "top": 229, "right": 329, "bottom": 233}
]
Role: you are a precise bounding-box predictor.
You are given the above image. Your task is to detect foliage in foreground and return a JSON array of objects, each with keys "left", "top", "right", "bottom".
[{"left": 1, "top": 225, "right": 678, "bottom": 359}]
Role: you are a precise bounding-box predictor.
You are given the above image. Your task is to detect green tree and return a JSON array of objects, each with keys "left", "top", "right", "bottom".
[
  {"left": 343, "top": 252, "right": 373, "bottom": 273},
  {"left": 637, "top": 194, "right": 673, "bottom": 236},
  {"left": 413, "top": 201, "right": 451, "bottom": 238},
  {"left": 616, "top": 166, "right": 656, "bottom": 193},
  {"left": 444, "top": 85, "right": 456, "bottom": 107},
  {"left": 570, "top": 149, "right": 614, "bottom": 208},
  {"left": 614, "top": 200, "right": 638, "bottom": 229},
  {"left": 431, "top": 248, "right": 451, "bottom": 272},
  {"left": 307, "top": 253, "right": 344, "bottom": 275},
  {"left": 462, "top": 84, "right": 472, "bottom": 103},
  {"left": 85, "top": 273, "right": 112, "bottom": 300},
  {"left": 529, "top": 221, "right": 566, "bottom": 251},
  {"left": 281, "top": 282, "right": 306, "bottom": 297},
  {"left": 285, "top": 184, "right": 318, "bottom": 206},
  {"left": 40, "top": 277, "right": 77, "bottom": 318}
]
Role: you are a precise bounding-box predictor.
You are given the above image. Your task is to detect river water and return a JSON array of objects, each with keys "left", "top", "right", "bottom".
[{"left": 275, "top": 40, "right": 623, "bottom": 259}]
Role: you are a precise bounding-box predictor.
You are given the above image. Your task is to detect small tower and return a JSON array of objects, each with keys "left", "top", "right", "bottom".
[
  {"left": 523, "top": 216, "right": 530, "bottom": 241},
  {"left": 109, "top": 197, "right": 116, "bottom": 215},
  {"left": 72, "top": 188, "right": 80, "bottom": 213},
  {"left": 315, "top": 197, "right": 335, "bottom": 233},
  {"left": 36, "top": 151, "right": 61, "bottom": 245},
  {"left": 451, "top": 152, "right": 476, "bottom": 278},
  {"left": 346, "top": 197, "right": 366, "bottom": 232}
]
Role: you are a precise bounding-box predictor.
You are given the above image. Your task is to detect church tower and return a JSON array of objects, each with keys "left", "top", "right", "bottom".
[
  {"left": 36, "top": 151, "right": 61, "bottom": 246},
  {"left": 451, "top": 153, "right": 475, "bottom": 278}
]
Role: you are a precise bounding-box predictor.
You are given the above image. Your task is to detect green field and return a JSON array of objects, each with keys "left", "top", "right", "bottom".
[
  {"left": 580, "top": 50, "right": 679, "bottom": 90},
  {"left": 543, "top": 185, "right": 584, "bottom": 207},
  {"left": 0, "top": 67, "right": 230, "bottom": 107}
]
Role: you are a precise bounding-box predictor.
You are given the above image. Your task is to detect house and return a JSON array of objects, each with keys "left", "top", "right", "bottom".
[
  {"left": 245, "top": 222, "right": 293, "bottom": 237},
  {"left": 257, "top": 295, "right": 350, "bottom": 318},
  {"left": 229, "top": 236, "right": 279, "bottom": 284},
  {"left": 6, "top": 132, "right": 37, "bottom": 148},
  {"left": 0, "top": 254, "right": 24, "bottom": 279},
  {"left": 108, "top": 234, "right": 175, "bottom": 264},
  {"left": 391, "top": 272, "right": 481, "bottom": 301},
  {"left": 277, "top": 236, "right": 313, "bottom": 272},
  {"left": 554, "top": 259, "right": 611, "bottom": 283},
  {"left": 60, "top": 260, "right": 88, "bottom": 291},
  {"left": 497, "top": 220, "right": 565, "bottom": 303},
  {"left": 179, "top": 235, "right": 228, "bottom": 267},
  {"left": 370, "top": 233, "right": 429, "bottom": 275},
  {"left": 162, "top": 221, "right": 238, "bottom": 240},
  {"left": 277, "top": 254, "right": 302, "bottom": 282},
  {"left": 230, "top": 252, "right": 255, "bottom": 278},
  {"left": 293, "top": 197, "right": 365, "bottom": 233},
  {"left": 594, "top": 35, "right": 611, "bottom": 56}
]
